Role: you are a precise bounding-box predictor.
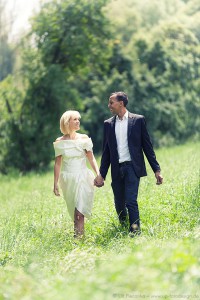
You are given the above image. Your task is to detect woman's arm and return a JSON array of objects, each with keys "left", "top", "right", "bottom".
[
  {"left": 86, "top": 151, "right": 100, "bottom": 176},
  {"left": 53, "top": 155, "right": 62, "bottom": 196}
]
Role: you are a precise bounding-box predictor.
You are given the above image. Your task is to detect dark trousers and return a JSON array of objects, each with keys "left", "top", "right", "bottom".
[{"left": 111, "top": 163, "right": 140, "bottom": 229}]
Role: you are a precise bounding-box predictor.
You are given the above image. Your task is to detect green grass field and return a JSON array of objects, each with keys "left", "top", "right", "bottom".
[{"left": 0, "top": 142, "right": 200, "bottom": 300}]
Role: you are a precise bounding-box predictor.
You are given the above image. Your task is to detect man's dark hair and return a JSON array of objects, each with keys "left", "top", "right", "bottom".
[{"left": 110, "top": 91, "right": 128, "bottom": 107}]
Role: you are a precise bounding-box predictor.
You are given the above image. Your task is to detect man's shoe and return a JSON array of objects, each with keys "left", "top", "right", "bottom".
[{"left": 129, "top": 224, "right": 141, "bottom": 238}]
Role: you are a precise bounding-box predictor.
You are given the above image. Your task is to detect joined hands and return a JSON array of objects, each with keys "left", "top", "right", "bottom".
[{"left": 94, "top": 174, "right": 104, "bottom": 188}]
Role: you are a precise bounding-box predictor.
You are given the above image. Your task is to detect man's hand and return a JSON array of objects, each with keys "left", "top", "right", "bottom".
[
  {"left": 94, "top": 174, "right": 104, "bottom": 188},
  {"left": 53, "top": 184, "right": 60, "bottom": 196},
  {"left": 155, "top": 171, "right": 163, "bottom": 185}
]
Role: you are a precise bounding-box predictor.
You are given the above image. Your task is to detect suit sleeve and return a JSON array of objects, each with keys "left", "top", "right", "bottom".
[
  {"left": 99, "top": 122, "right": 111, "bottom": 180},
  {"left": 141, "top": 117, "right": 161, "bottom": 173}
]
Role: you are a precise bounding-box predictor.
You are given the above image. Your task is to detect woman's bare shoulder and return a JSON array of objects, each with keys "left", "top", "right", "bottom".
[
  {"left": 76, "top": 133, "right": 89, "bottom": 139},
  {"left": 54, "top": 136, "right": 64, "bottom": 142}
]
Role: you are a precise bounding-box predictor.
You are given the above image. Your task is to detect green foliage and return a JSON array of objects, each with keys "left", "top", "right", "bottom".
[
  {"left": 130, "top": 22, "right": 200, "bottom": 146},
  {"left": 0, "top": 37, "right": 14, "bottom": 81},
  {"left": 105, "top": 0, "right": 200, "bottom": 147},
  {"left": 82, "top": 68, "right": 134, "bottom": 151},
  {"left": 0, "top": 143, "right": 199, "bottom": 298},
  {"left": 0, "top": 0, "right": 200, "bottom": 171},
  {"left": 31, "top": 0, "right": 110, "bottom": 72},
  {"left": 0, "top": 76, "right": 24, "bottom": 172},
  {"left": 82, "top": 0, "right": 200, "bottom": 149},
  {"left": 0, "top": 0, "right": 111, "bottom": 172}
]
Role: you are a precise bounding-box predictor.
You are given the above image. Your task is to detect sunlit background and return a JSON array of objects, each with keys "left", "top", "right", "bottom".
[
  {"left": 0, "top": 1, "right": 200, "bottom": 299},
  {"left": 5, "top": 0, "right": 40, "bottom": 39}
]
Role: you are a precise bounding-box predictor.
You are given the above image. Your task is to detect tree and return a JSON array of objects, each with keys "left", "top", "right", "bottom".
[
  {"left": 129, "top": 22, "right": 200, "bottom": 146},
  {"left": 0, "top": 0, "right": 111, "bottom": 172}
]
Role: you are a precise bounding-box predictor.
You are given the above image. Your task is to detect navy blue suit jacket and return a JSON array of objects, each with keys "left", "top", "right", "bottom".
[{"left": 99, "top": 112, "right": 161, "bottom": 180}]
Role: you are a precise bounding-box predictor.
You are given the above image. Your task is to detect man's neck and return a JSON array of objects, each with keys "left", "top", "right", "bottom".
[{"left": 117, "top": 108, "right": 127, "bottom": 120}]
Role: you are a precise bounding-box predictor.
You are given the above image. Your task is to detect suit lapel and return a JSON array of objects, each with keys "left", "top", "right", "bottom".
[
  {"left": 111, "top": 116, "right": 117, "bottom": 144},
  {"left": 128, "top": 112, "right": 134, "bottom": 136},
  {"left": 110, "top": 116, "right": 119, "bottom": 158}
]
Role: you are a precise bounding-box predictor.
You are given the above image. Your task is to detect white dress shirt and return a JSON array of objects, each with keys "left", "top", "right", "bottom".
[{"left": 115, "top": 110, "right": 131, "bottom": 163}]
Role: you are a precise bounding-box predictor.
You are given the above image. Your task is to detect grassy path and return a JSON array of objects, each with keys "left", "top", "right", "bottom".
[{"left": 0, "top": 143, "right": 199, "bottom": 299}]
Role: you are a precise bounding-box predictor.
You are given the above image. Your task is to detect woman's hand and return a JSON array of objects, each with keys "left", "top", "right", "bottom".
[
  {"left": 94, "top": 174, "right": 104, "bottom": 188},
  {"left": 53, "top": 184, "right": 60, "bottom": 196}
]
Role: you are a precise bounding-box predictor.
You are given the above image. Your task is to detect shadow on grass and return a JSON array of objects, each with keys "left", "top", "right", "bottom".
[{"left": 84, "top": 213, "right": 131, "bottom": 247}]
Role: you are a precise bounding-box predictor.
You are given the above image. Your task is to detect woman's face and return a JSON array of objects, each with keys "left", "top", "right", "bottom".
[{"left": 69, "top": 115, "right": 80, "bottom": 131}]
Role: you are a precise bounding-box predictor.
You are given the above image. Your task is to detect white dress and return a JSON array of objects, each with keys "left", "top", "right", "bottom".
[{"left": 53, "top": 138, "right": 95, "bottom": 220}]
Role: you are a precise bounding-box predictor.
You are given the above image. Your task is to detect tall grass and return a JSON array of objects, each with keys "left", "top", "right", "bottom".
[{"left": 0, "top": 142, "right": 199, "bottom": 299}]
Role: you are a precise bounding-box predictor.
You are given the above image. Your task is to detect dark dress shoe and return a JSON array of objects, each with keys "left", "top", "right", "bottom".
[{"left": 129, "top": 224, "right": 141, "bottom": 237}]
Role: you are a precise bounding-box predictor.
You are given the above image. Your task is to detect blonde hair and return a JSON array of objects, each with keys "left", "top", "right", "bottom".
[{"left": 60, "top": 110, "right": 81, "bottom": 135}]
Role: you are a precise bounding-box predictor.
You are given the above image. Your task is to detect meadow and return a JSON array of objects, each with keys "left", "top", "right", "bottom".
[{"left": 0, "top": 142, "right": 199, "bottom": 300}]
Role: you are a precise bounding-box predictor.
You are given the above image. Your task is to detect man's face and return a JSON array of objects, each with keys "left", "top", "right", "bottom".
[{"left": 108, "top": 96, "right": 122, "bottom": 115}]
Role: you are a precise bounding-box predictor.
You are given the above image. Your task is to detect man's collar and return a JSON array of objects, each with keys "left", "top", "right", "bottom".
[{"left": 116, "top": 110, "right": 129, "bottom": 121}]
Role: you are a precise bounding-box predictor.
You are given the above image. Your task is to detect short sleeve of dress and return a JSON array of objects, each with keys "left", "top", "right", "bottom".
[
  {"left": 53, "top": 141, "right": 64, "bottom": 157},
  {"left": 83, "top": 138, "right": 93, "bottom": 152}
]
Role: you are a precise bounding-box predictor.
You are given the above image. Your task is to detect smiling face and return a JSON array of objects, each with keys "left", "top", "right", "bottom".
[
  {"left": 108, "top": 95, "right": 123, "bottom": 115},
  {"left": 69, "top": 114, "right": 80, "bottom": 132},
  {"left": 60, "top": 110, "right": 81, "bottom": 135}
]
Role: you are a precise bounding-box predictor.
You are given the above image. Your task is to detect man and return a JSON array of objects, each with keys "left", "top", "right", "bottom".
[{"left": 94, "top": 91, "right": 163, "bottom": 235}]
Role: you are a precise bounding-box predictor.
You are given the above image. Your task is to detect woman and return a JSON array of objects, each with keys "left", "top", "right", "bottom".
[{"left": 53, "top": 110, "right": 100, "bottom": 237}]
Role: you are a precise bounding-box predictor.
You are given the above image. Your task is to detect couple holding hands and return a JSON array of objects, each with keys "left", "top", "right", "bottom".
[{"left": 53, "top": 92, "right": 163, "bottom": 238}]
